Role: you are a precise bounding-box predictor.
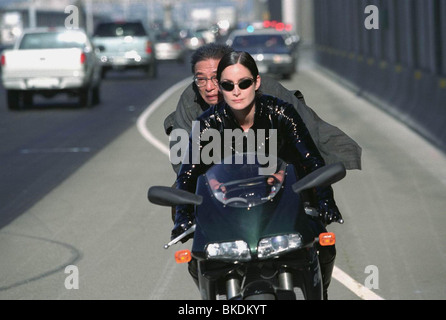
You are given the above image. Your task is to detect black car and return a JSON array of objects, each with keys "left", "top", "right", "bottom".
[{"left": 226, "top": 29, "right": 300, "bottom": 79}]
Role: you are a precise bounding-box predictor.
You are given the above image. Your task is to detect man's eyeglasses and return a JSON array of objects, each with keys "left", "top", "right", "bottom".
[
  {"left": 194, "top": 76, "right": 218, "bottom": 87},
  {"left": 219, "top": 78, "right": 255, "bottom": 92}
]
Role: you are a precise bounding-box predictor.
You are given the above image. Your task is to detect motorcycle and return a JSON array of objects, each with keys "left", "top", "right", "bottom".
[{"left": 148, "top": 154, "right": 346, "bottom": 300}]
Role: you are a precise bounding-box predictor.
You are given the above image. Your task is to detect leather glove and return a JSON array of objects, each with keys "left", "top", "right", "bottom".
[
  {"left": 171, "top": 210, "right": 194, "bottom": 242},
  {"left": 318, "top": 199, "right": 344, "bottom": 225}
]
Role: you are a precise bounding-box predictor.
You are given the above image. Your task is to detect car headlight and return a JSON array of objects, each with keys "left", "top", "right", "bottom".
[
  {"left": 257, "top": 234, "right": 302, "bottom": 259},
  {"left": 273, "top": 54, "right": 292, "bottom": 64},
  {"left": 206, "top": 240, "right": 251, "bottom": 262},
  {"left": 256, "top": 54, "right": 264, "bottom": 62}
]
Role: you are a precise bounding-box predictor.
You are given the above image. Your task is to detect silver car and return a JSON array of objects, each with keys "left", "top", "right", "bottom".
[
  {"left": 93, "top": 21, "right": 157, "bottom": 78},
  {"left": 226, "top": 29, "right": 300, "bottom": 79},
  {"left": 154, "top": 31, "right": 186, "bottom": 63}
]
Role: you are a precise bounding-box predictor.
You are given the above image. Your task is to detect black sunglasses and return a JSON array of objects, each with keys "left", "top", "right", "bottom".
[{"left": 219, "top": 78, "right": 255, "bottom": 92}]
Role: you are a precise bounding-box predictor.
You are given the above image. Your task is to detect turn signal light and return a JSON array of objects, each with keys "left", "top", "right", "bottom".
[
  {"left": 319, "top": 232, "right": 336, "bottom": 246},
  {"left": 175, "top": 250, "right": 192, "bottom": 264}
]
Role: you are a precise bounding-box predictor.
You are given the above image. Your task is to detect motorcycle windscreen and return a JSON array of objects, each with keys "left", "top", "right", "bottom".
[
  {"left": 205, "top": 155, "right": 287, "bottom": 208},
  {"left": 192, "top": 156, "right": 315, "bottom": 257}
]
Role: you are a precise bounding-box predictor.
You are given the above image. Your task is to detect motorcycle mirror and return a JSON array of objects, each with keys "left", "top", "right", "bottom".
[
  {"left": 292, "top": 162, "right": 346, "bottom": 194},
  {"left": 148, "top": 186, "right": 203, "bottom": 207}
]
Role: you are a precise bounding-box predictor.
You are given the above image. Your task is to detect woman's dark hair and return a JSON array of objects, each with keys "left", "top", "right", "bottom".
[
  {"left": 190, "top": 43, "right": 234, "bottom": 74},
  {"left": 216, "top": 51, "right": 259, "bottom": 82}
]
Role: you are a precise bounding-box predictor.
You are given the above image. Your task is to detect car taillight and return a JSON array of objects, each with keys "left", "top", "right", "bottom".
[
  {"left": 80, "top": 52, "right": 86, "bottom": 64},
  {"left": 145, "top": 41, "right": 153, "bottom": 54},
  {"left": 1, "top": 54, "right": 5, "bottom": 66}
]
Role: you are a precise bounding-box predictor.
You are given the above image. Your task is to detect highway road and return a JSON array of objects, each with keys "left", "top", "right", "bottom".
[{"left": 1, "top": 51, "right": 445, "bottom": 300}]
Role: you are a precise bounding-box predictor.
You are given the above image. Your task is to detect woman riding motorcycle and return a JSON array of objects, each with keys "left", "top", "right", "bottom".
[{"left": 172, "top": 51, "right": 341, "bottom": 299}]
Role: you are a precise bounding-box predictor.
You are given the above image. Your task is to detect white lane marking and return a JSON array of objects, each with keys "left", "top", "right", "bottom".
[
  {"left": 136, "top": 77, "right": 191, "bottom": 157},
  {"left": 136, "top": 79, "right": 385, "bottom": 301},
  {"left": 148, "top": 256, "right": 181, "bottom": 300},
  {"left": 333, "top": 266, "right": 384, "bottom": 300}
]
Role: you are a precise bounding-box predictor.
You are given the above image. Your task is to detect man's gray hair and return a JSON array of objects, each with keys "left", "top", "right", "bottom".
[{"left": 190, "top": 43, "right": 234, "bottom": 74}]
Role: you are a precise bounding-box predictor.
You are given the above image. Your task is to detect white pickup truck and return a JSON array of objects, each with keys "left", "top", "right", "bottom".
[{"left": 1, "top": 28, "right": 102, "bottom": 110}]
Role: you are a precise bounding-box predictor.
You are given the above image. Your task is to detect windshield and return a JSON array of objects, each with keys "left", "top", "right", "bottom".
[
  {"left": 19, "top": 31, "right": 87, "bottom": 49},
  {"left": 156, "top": 31, "right": 180, "bottom": 42},
  {"left": 93, "top": 22, "right": 147, "bottom": 37},
  {"left": 205, "top": 155, "right": 287, "bottom": 208},
  {"left": 231, "top": 34, "right": 289, "bottom": 53}
]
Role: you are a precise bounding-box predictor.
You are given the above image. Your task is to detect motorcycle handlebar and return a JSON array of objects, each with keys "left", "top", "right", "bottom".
[{"left": 164, "top": 224, "right": 196, "bottom": 249}]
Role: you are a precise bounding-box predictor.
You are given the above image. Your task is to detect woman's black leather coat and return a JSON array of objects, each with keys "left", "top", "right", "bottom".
[{"left": 172, "top": 94, "right": 342, "bottom": 238}]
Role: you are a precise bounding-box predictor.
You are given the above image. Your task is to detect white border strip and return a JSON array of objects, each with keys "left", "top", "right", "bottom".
[{"left": 136, "top": 80, "right": 385, "bottom": 301}]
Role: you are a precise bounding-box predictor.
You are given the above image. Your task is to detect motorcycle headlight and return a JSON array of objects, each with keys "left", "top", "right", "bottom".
[
  {"left": 206, "top": 240, "right": 251, "bottom": 262},
  {"left": 257, "top": 234, "right": 302, "bottom": 259}
]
